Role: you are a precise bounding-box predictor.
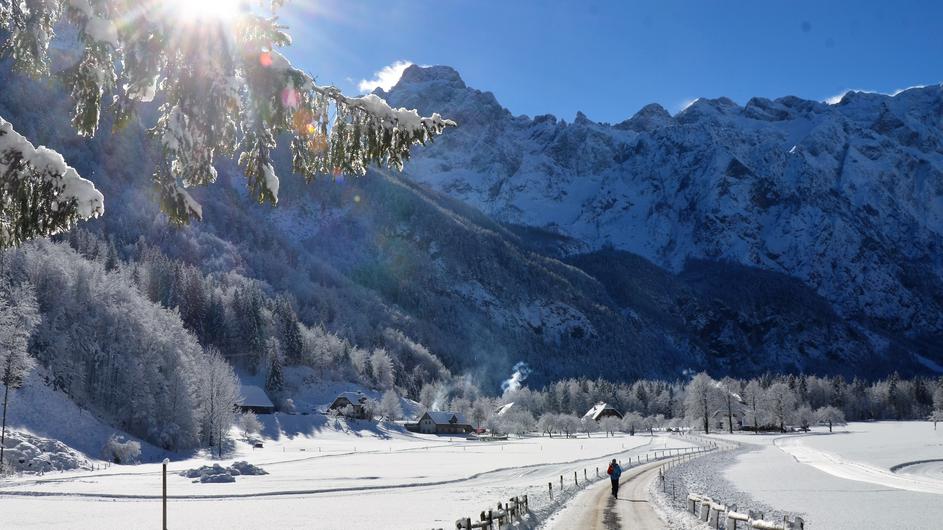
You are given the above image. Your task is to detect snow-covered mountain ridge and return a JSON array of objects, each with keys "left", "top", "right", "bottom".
[{"left": 381, "top": 66, "right": 943, "bottom": 348}]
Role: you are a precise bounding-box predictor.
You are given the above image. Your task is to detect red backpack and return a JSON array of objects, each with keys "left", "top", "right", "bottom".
[{"left": 606, "top": 464, "right": 614, "bottom": 475}]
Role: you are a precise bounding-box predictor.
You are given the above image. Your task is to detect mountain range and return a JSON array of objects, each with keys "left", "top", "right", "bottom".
[{"left": 2, "top": 57, "right": 940, "bottom": 388}]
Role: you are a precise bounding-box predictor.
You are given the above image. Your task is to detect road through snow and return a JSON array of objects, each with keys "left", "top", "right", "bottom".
[{"left": 546, "top": 458, "right": 683, "bottom": 529}]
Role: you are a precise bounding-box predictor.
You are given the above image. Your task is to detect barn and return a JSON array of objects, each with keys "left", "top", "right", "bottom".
[
  {"left": 237, "top": 385, "right": 276, "bottom": 414},
  {"left": 328, "top": 392, "right": 369, "bottom": 419},
  {"left": 583, "top": 402, "right": 623, "bottom": 421},
  {"left": 408, "top": 411, "right": 473, "bottom": 435}
]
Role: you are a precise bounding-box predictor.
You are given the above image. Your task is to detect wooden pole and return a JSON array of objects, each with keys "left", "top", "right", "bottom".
[
  {"left": 162, "top": 458, "right": 169, "bottom": 530},
  {"left": 548, "top": 482, "right": 552, "bottom": 499},
  {"left": 574, "top": 470, "right": 578, "bottom": 486}
]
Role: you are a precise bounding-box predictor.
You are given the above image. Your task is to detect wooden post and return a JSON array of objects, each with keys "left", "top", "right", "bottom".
[
  {"left": 574, "top": 470, "right": 578, "bottom": 486},
  {"left": 584, "top": 468, "right": 587, "bottom": 480},
  {"left": 162, "top": 458, "right": 169, "bottom": 530},
  {"left": 524, "top": 494, "right": 528, "bottom": 510},
  {"left": 596, "top": 466, "right": 599, "bottom": 477},
  {"left": 548, "top": 482, "right": 552, "bottom": 499},
  {"left": 560, "top": 475, "right": 563, "bottom": 489}
]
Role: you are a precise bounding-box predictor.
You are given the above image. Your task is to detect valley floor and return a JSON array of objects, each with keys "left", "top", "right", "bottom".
[
  {"left": 5, "top": 420, "right": 943, "bottom": 529},
  {"left": 0, "top": 417, "right": 697, "bottom": 529}
]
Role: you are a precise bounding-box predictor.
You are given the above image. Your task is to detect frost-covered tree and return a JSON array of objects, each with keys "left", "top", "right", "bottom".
[
  {"left": 378, "top": 390, "right": 402, "bottom": 421},
  {"left": 718, "top": 377, "right": 743, "bottom": 434},
  {"left": 795, "top": 405, "right": 816, "bottom": 431},
  {"left": 370, "top": 348, "right": 395, "bottom": 390},
  {"left": 580, "top": 415, "right": 599, "bottom": 438},
  {"left": 0, "top": 282, "right": 40, "bottom": 473},
  {"left": 599, "top": 416, "right": 621, "bottom": 437},
  {"left": 766, "top": 382, "right": 797, "bottom": 432},
  {"left": 742, "top": 380, "right": 766, "bottom": 432},
  {"left": 502, "top": 408, "right": 535, "bottom": 437},
  {"left": 537, "top": 412, "right": 557, "bottom": 438},
  {"left": 815, "top": 406, "right": 846, "bottom": 433},
  {"left": 557, "top": 414, "right": 580, "bottom": 438},
  {"left": 196, "top": 347, "right": 239, "bottom": 458},
  {"left": 683, "top": 373, "right": 722, "bottom": 434},
  {"left": 471, "top": 399, "right": 492, "bottom": 432},
  {"left": 621, "top": 412, "right": 643, "bottom": 436},
  {"left": 238, "top": 411, "right": 262, "bottom": 441},
  {"left": 0, "top": 0, "right": 454, "bottom": 243}
]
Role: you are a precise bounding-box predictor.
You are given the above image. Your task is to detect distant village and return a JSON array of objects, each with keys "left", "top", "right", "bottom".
[{"left": 235, "top": 383, "right": 630, "bottom": 440}]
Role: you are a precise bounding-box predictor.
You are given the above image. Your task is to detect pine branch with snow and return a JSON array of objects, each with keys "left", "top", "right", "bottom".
[
  {"left": 0, "top": 117, "right": 104, "bottom": 247},
  {"left": 0, "top": 0, "right": 456, "bottom": 232}
]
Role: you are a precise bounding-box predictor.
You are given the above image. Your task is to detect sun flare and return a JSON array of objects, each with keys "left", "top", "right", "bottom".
[{"left": 164, "top": 0, "right": 243, "bottom": 20}]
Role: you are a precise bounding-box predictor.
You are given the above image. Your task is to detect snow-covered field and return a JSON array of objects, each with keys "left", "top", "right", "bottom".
[
  {"left": 0, "top": 414, "right": 698, "bottom": 529},
  {"left": 700, "top": 422, "right": 943, "bottom": 529}
]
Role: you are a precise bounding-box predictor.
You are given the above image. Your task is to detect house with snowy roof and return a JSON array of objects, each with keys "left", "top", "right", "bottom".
[
  {"left": 237, "top": 385, "right": 275, "bottom": 414},
  {"left": 583, "top": 402, "right": 623, "bottom": 421},
  {"left": 408, "top": 411, "right": 473, "bottom": 435},
  {"left": 328, "top": 391, "right": 369, "bottom": 419}
]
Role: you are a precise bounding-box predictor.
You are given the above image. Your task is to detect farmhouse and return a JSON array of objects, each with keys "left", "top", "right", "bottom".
[
  {"left": 237, "top": 385, "right": 276, "bottom": 414},
  {"left": 583, "top": 402, "right": 623, "bottom": 421},
  {"left": 328, "top": 391, "right": 369, "bottom": 419},
  {"left": 407, "top": 411, "right": 473, "bottom": 435}
]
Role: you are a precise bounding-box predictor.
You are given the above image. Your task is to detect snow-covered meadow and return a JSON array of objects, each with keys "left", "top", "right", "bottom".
[
  {"left": 670, "top": 422, "right": 943, "bottom": 529},
  {"left": 0, "top": 381, "right": 699, "bottom": 530}
]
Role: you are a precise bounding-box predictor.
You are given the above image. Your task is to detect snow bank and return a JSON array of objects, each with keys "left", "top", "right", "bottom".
[
  {"left": 1, "top": 431, "right": 92, "bottom": 474},
  {"left": 180, "top": 461, "right": 268, "bottom": 483}
]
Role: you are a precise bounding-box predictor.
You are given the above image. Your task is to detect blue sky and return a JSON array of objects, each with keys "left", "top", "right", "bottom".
[{"left": 280, "top": 0, "right": 943, "bottom": 123}]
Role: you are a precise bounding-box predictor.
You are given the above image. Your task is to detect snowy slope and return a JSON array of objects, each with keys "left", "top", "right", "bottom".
[{"left": 382, "top": 66, "right": 943, "bottom": 360}]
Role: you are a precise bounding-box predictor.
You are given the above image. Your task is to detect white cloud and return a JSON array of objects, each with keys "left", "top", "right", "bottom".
[{"left": 357, "top": 60, "right": 413, "bottom": 93}]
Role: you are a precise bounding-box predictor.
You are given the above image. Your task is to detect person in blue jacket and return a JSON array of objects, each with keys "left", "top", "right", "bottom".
[{"left": 606, "top": 458, "right": 622, "bottom": 497}]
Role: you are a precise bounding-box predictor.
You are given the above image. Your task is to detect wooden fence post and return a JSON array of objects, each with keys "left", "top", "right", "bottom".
[
  {"left": 548, "top": 482, "right": 552, "bottom": 499},
  {"left": 574, "top": 470, "right": 578, "bottom": 486},
  {"left": 584, "top": 468, "right": 587, "bottom": 480}
]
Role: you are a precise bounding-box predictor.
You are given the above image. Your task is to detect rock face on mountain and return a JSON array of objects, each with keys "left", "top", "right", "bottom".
[
  {"left": 381, "top": 65, "right": 943, "bottom": 364},
  {"left": 1, "top": 56, "right": 938, "bottom": 387}
]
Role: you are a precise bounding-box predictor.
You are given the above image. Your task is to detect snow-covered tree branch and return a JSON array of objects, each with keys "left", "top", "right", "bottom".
[
  {"left": 0, "top": 0, "right": 455, "bottom": 236},
  {"left": 0, "top": 117, "right": 104, "bottom": 247}
]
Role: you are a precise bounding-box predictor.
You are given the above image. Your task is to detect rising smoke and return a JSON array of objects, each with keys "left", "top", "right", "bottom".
[{"left": 501, "top": 362, "right": 532, "bottom": 394}]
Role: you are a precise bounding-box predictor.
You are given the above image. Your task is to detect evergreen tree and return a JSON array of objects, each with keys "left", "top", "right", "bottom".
[
  {"left": 264, "top": 338, "right": 284, "bottom": 394},
  {"left": 0, "top": 0, "right": 455, "bottom": 245},
  {"left": 0, "top": 117, "right": 104, "bottom": 248},
  {"left": 275, "top": 296, "right": 303, "bottom": 365}
]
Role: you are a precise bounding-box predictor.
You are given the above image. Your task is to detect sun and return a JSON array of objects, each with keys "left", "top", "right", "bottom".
[{"left": 164, "top": 0, "right": 243, "bottom": 20}]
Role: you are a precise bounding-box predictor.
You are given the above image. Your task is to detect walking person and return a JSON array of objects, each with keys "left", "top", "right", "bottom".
[{"left": 606, "top": 458, "right": 622, "bottom": 497}]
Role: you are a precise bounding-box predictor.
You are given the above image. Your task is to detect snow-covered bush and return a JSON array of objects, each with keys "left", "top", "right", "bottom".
[
  {"left": 281, "top": 398, "right": 296, "bottom": 414},
  {"left": 181, "top": 461, "right": 267, "bottom": 483},
  {"left": 238, "top": 412, "right": 262, "bottom": 441},
  {"left": 101, "top": 435, "right": 141, "bottom": 465}
]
